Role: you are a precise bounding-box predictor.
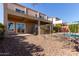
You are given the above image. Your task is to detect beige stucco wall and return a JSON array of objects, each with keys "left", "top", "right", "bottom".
[
  {"left": 26, "top": 23, "right": 35, "bottom": 34},
  {"left": 28, "top": 10, "right": 48, "bottom": 20},
  {"left": 7, "top": 3, "right": 26, "bottom": 14},
  {"left": 28, "top": 9, "right": 38, "bottom": 17},
  {"left": 4, "top": 3, "right": 8, "bottom": 33}
]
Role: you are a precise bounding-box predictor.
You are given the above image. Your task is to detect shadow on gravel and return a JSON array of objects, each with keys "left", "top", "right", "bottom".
[{"left": 0, "top": 35, "right": 44, "bottom": 56}]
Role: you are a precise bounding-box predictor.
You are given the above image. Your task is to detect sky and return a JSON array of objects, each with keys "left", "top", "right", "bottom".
[
  {"left": 0, "top": 3, "right": 79, "bottom": 23},
  {"left": 20, "top": 3, "right": 79, "bottom": 23},
  {"left": 0, "top": 3, "right": 3, "bottom": 23}
]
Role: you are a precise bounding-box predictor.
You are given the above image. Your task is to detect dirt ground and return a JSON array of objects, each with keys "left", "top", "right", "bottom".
[{"left": 0, "top": 34, "right": 79, "bottom": 56}]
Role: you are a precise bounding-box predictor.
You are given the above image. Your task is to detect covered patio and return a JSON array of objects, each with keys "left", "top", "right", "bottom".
[{"left": 7, "top": 14, "right": 52, "bottom": 35}]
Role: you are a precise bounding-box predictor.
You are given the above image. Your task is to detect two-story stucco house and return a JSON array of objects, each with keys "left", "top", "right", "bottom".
[{"left": 3, "top": 3, "right": 51, "bottom": 35}]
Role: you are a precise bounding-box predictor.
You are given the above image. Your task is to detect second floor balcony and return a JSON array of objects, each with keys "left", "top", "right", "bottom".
[
  {"left": 7, "top": 7, "right": 48, "bottom": 21},
  {"left": 7, "top": 8, "right": 51, "bottom": 24}
]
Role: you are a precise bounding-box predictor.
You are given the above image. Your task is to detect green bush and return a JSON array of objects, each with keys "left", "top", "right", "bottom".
[
  {"left": 0, "top": 23, "right": 5, "bottom": 40},
  {"left": 52, "top": 24, "right": 62, "bottom": 33},
  {"left": 51, "top": 30, "right": 56, "bottom": 33},
  {"left": 69, "top": 24, "right": 79, "bottom": 33}
]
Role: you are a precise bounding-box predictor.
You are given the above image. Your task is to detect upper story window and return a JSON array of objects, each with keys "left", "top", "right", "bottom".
[
  {"left": 35, "top": 14, "right": 37, "bottom": 18},
  {"left": 39, "top": 13, "right": 47, "bottom": 20},
  {"left": 39, "top": 15, "right": 44, "bottom": 19},
  {"left": 39, "top": 15, "right": 43, "bottom": 18},
  {"left": 39, "top": 15, "right": 42, "bottom": 18},
  {"left": 56, "top": 18, "right": 60, "bottom": 21},
  {"left": 16, "top": 8, "right": 25, "bottom": 14}
]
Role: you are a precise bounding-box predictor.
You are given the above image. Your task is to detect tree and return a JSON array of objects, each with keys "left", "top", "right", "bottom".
[
  {"left": 52, "top": 24, "right": 62, "bottom": 32},
  {"left": 55, "top": 24, "right": 62, "bottom": 32}
]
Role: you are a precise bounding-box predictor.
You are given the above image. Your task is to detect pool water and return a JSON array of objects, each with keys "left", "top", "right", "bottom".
[{"left": 64, "top": 33, "right": 79, "bottom": 38}]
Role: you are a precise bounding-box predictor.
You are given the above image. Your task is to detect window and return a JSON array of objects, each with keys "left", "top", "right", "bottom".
[
  {"left": 35, "top": 14, "right": 37, "bottom": 18},
  {"left": 21, "top": 11, "right": 25, "bottom": 14},
  {"left": 56, "top": 18, "right": 60, "bottom": 21},
  {"left": 8, "top": 22, "right": 15, "bottom": 31},
  {"left": 16, "top": 8, "right": 20, "bottom": 13},
  {"left": 39, "top": 15, "right": 44, "bottom": 18},
  {"left": 39, "top": 14, "right": 45, "bottom": 19},
  {"left": 39, "top": 15, "right": 42, "bottom": 18},
  {"left": 16, "top": 8, "right": 25, "bottom": 14},
  {"left": 16, "top": 23, "right": 25, "bottom": 33}
]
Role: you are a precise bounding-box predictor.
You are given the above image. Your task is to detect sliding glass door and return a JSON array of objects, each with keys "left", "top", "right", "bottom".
[
  {"left": 8, "top": 22, "right": 26, "bottom": 33},
  {"left": 16, "top": 23, "right": 25, "bottom": 33}
]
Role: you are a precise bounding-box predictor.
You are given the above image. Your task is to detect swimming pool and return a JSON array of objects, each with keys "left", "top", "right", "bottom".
[{"left": 64, "top": 33, "right": 79, "bottom": 39}]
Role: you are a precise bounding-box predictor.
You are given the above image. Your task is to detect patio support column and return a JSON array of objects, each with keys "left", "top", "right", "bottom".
[
  {"left": 38, "top": 20, "right": 40, "bottom": 35},
  {"left": 50, "top": 22, "right": 53, "bottom": 40},
  {"left": 50, "top": 23, "right": 52, "bottom": 34},
  {"left": 15, "top": 22, "right": 16, "bottom": 33}
]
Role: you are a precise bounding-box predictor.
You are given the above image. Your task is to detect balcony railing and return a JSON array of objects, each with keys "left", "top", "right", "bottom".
[{"left": 7, "top": 8, "right": 50, "bottom": 23}]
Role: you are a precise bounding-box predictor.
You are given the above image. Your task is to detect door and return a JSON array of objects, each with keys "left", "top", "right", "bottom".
[{"left": 16, "top": 23, "right": 25, "bottom": 33}]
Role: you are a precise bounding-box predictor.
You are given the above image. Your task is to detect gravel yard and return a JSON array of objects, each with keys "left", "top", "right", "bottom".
[{"left": 0, "top": 33, "right": 79, "bottom": 56}]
